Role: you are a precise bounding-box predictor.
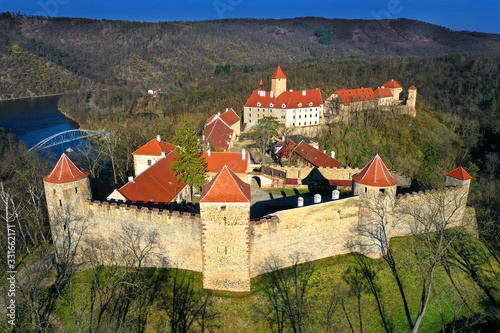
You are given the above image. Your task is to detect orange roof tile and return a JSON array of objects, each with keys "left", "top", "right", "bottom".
[
  {"left": 409, "top": 85, "right": 417, "bottom": 90},
  {"left": 200, "top": 165, "right": 250, "bottom": 203},
  {"left": 383, "top": 79, "right": 402, "bottom": 89},
  {"left": 202, "top": 151, "right": 249, "bottom": 174},
  {"left": 352, "top": 154, "right": 398, "bottom": 187},
  {"left": 202, "top": 117, "right": 234, "bottom": 150},
  {"left": 205, "top": 114, "right": 217, "bottom": 124},
  {"left": 244, "top": 88, "right": 323, "bottom": 108},
  {"left": 294, "top": 141, "right": 345, "bottom": 168},
  {"left": 44, "top": 154, "right": 90, "bottom": 184},
  {"left": 446, "top": 166, "right": 473, "bottom": 181},
  {"left": 272, "top": 138, "right": 297, "bottom": 159},
  {"left": 219, "top": 108, "right": 240, "bottom": 126},
  {"left": 334, "top": 88, "right": 374, "bottom": 106},
  {"left": 374, "top": 87, "right": 393, "bottom": 98},
  {"left": 132, "top": 138, "right": 176, "bottom": 156},
  {"left": 271, "top": 66, "right": 287, "bottom": 79},
  {"left": 118, "top": 153, "right": 187, "bottom": 203}
]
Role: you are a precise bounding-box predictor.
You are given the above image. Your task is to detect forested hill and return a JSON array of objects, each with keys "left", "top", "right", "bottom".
[{"left": 1, "top": 13, "right": 500, "bottom": 99}]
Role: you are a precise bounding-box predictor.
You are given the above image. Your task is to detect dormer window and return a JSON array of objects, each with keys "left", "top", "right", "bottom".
[
  {"left": 298, "top": 102, "right": 302, "bottom": 107},
  {"left": 309, "top": 102, "right": 313, "bottom": 106},
  {"left": 282, "top": 103, "right": 286, "bottom": 108},
  {"left": 257, "top": 102, "right": 261, "bottom": 107},
  {"left": 269, "top": 103, "right": 274, "bottom": 107}
]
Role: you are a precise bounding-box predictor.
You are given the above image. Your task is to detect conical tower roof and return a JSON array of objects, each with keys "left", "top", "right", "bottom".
[
  {"left": 446, "top": 166, "right": 472, "bottom": 181},
  {"left": 44, "top": 153, "right": 90, "bottom": 184},
  {"left": 352, "top": 154, "right": 398, "bottom": 187},
  {"left": 200, "top": 165, "right": 250, "bottom": 203},
  {"left": 271, "top": 66, "right": 287, "bottom": 79}
]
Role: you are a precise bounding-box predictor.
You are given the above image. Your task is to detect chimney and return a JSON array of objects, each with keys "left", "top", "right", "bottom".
[
  {"left": 242, "top": 149, "right": 246, "bottom": 161},
  {"left": 156, "top": 135, "right": 161, "bottom": 142},
  {"left": 226, "top": 108, "right": 228, "bottom": 112},
  {"left": 270, "top": 91, "right": 274, "bottom": 98},
  {"left": 323, "top": 150, "right": 326, "bottom": 154},
  {"left": 208, "top": 150, "right": 211, "bottom": 157},
  {"left": 161, "top": 151, "right": 166, "bottom": 157},
  {"left": 217, "top": 112, "right": 220, "bottom": 116},
  {"left": 302, "top": 90, "right": 306, "bottom": 96},
  {"left": 282, "top": 136, "right": 284, "bottom": 141},
  {"left": 331, "top": 151, "right": 335, "bottom": 159},
  {"left": 128, "top": 176, "right": 134, "bottom": 183},
  {"left": 202, "top": 135, "right": 205, "bottom": 141}
]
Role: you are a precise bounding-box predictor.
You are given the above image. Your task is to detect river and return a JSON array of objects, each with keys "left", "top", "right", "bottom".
[{"left": 0, "top": 95, "right": 79, "bottom": 153}]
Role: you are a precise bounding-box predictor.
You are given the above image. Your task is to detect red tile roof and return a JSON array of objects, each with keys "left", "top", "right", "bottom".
[
  {"left": 202, "top": 117, "right": 234, "bottom": 150},
  {"left": 219, "top": 108, "right": 240, "bottom": 126},
  {"left": 259, "top": 79, "right": 264, "bottom": 87},
  {"left": 44, "top": 154, "right": 90, "bottom": 184},
  {"left": 132, "top": 138, "right": 176, "bottom": 156},
  {"left": 272, "top": 138, "right": 297, "bottom": 159},
  {"left": 202, "top": 151, "right": 249, "bottom": 174},
  {"left": 118, "top": 153, "right": 187, "bottom": 203},
  {"left": 205, "top": 114, "right": 217, "bottom": 124},
  {"left": 374, "top": 87, "right": 393, "bottom": 98},
  {"left": 244, "top": 88, "right": 323, "bottom": 108},
  {"left": 334, "top": 88, "right": 374, "bottom": 106},
  {"left": 271, "top": 66, "right": 287, "bottom": 79},
  {"left": 409, "top": 85, "right": 417, "bottom": 90},
  {"left": 446, "top": 166, "right": 473, "bottom": 181},
  {"left": 383, "top": 79, "right": 402, "bottom": 89},
  {"left": 294, "top": 141, "right": 345, "bottom": 168},
  {"left": 200, "top": 165, "right": 251, "bottom": 203},
  {"left": 352, "top": 154, "right": 398, "bottom": 187}
]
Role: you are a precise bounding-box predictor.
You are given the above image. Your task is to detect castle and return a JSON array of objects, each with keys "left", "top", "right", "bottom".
[{"left": 43, "top": 144, "right": 473, "bottom": 292}]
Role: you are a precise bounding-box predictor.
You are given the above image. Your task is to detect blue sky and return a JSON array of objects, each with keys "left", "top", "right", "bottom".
[{"left": 1, "top": 0, "right": 499, "bottom": 34}]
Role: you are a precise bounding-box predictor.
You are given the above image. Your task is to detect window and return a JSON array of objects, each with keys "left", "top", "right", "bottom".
[
  {"left": 364, "top": 187, "right": 368, "bottom": 193},
  {"left": 299, "top": 122, "right": 301, "bottom": 126},
  {"left": 75, "top": 187, "right": 78, "bottom": 193},
  {"left": 379, "top": 189, "right": 385, "bottom": 194},
  {"left": 293, "top": 116, "right": 295, "bottom": 119},
  {"left": 53, "top": 189, "right": 56, "bottom": 195},
  {"left": 257, "top": 102, "right": 261, "bottom": 107},
  {"left": 282, "top": 103, "right": 286, "bottom": 108},
  {"left": 221, "top": 205, "right": 226, "bottom": 211},
  {"left": 299, "top": 115, "right": 301, "bottom": 118},
  {"left": 298, "top": 102, "right": 302, "bottom": 107},
  {"left": 148, "top": 160, "right": 152, "bottom": 166},
  {"left": 59, "top": 199, "right": 62, "bottom": 207},
  {"left": 249, "top": 120, "right": 251, "bottom": 123},
  {"left": 270, "top": 103, "right": 274, "bottom": 107}
]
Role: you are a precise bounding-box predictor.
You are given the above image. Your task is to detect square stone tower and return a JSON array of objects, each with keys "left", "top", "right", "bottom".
[
  {"left": 199, "top": 165, "right": 251, "bottom": 292},
  {"left": 271, "top": 66, "right": 287, "bottom": 97}
]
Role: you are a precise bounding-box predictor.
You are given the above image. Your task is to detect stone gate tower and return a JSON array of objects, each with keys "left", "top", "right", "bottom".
[
  {"left": 199, "top": 165, "right": 251, "bottom": 292},
  {"left": 408, "top": 85, "right": 417, "bottom": 109}
]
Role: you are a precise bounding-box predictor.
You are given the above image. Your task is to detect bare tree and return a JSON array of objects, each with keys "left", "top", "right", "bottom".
[{"left": 263, "top": 253, "right": 315, "bottom": 333}]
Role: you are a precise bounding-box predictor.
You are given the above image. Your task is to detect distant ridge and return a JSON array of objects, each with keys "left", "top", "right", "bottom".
[{"left": 0, "top": 14, "right": 499, "bottom": 98}]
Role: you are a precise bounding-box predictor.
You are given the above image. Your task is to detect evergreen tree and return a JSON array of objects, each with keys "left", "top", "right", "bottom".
[{"left": 171, "top": 122, "right": 207, "bottom": 196}]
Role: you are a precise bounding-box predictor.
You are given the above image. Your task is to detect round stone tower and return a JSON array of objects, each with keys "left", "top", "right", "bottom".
[
  {"left": 352, "top": 154, "right": 398, "bottom": 197},
  {"left": 43, "top": 153, "right": 92, "bottom": 222}
]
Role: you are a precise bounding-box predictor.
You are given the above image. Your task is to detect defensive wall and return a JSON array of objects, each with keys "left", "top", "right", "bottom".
[
  {"left": 47, "top": 181, "right": 471, "bottom": 292},
  {"left": 85, "top": 200, "right": 203, "bottom": 272}
]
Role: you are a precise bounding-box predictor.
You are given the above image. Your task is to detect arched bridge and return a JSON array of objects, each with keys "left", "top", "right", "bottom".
[{"left": 28, "top": 129, "right": 108, "bottom": 152}]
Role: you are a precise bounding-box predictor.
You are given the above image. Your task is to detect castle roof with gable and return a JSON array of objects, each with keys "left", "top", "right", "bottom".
[
  {"left": 446, "top": 166, "right": 473, "bottom": 181},
  {"left": 294, "top": 141, "right": 345, "bottom": 168},
  {"left": 352, "top": 154, "right": 398, "bottom": 187},
  {"left": 44, "top": 153, "right": 89, "bottom": 184},
  {"left": 383, "top": 79, "right": 402, "bottom": 89},
  {"left": 118, "top": 152, "right": 186, "bottom": 203},
  {"left": 132, "top": 138, "right": 176, "bottom": 156},
  {"left": 244, "top": 88, "right": 323, "bottom": 109},
  {"left": 334, "top": 88, "right": 375, "bottom": 106},
  {"left": 374, "top": 87, "right": 393, "bottom": 98},
  {"left": 271, "top": 66, "right": 287, "bottom": 79},
  {"left": 218, "top": 108, "right": 240, "bottom": 126},
  {"left": 200, "top": 165, "right": 251, "bottom": 203},
  {"left": 202, "top": 151, "right": 249, "bottom": 174},
  {"left": 203, "top": 117, "right": 233, "bottom": 150}
]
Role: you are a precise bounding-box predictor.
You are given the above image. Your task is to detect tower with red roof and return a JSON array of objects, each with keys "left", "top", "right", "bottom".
[
  {"left": 271, "top": 66, "right": 287, "bottom": 97},
  {"left": 43, "top": 153, "right": 92, "bottom": 222},
  {"left": 383, "top": 78, "right": 403, "bottom": 102},
  {"left": 408, "top": 85, "right": 417, "bottom": 109},
  {"left": 199, "top": 165, "right": 251, "bottom": 292},
  {"left": 445, "top": 166, "right": 473, "bottom": 190},
  {"left": 352, "top": 154, "right": 398, "bottom": 196}
]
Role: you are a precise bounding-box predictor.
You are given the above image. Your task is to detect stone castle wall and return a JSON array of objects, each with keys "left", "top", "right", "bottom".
[
  {"left": 249, "top": 196, "right": 361, "bottom": 276},
  {"left": 85, "top": 200, "right": 203, "bottom": 271},
  {"left": 270, "top": 165, "right": 362, "bottom": 181}
]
